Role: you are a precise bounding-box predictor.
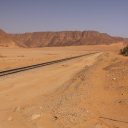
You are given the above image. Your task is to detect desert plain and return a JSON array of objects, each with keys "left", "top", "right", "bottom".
[{"left": 0, "top": 43, "right": 128, "bottom": 128}]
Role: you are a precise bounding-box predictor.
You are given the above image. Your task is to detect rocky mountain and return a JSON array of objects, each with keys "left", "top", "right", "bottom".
[
  {"left": 0, "top": 29, "right": 124, "bottom": 47},
  {"left": 0, "top": 29, "right": 16, "bottom": 47}
]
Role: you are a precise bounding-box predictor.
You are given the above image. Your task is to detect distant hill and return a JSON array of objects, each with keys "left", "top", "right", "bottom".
[{"left": 0, "top": 29, "right": 124, "bottom": 48}]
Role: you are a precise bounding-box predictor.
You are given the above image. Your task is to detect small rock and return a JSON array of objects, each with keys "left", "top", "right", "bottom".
[
  {"left": 39, "top": 106, "right": 43, "bottom": 110},
  {"left": 13, "top": 106, "right": 21, "bottom": 112},
  {"left": 8, "top": 116, "right": 13, "bottom": 121},
  {"left": 16, "top": 106, "right": 21, "bottom": 112},
  {"left": 31, "top": 113, "right": 41, "bottom": 120},
  {"left": 112, "top": 77, "right": 116, "bottom": 80},
  {"left": 53, "top": 116, "right": 58, "bottom": 120}
]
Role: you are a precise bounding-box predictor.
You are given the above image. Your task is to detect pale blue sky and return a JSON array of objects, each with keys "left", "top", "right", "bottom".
[{"left": 0, "top": 0, "right": 128, "bottom": 37}]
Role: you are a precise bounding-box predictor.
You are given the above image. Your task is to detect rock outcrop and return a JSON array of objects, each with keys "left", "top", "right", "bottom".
[{"left": 0, "top": 29, "right": 16, "bottom": 47}]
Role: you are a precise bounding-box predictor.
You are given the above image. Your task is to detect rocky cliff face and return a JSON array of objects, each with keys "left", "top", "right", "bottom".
[
  {"left": 0, "top": 29, "right": 123, "bottom": 47},
  {"left": 0, "top": 29, "right": 16, "bottom": 47}
]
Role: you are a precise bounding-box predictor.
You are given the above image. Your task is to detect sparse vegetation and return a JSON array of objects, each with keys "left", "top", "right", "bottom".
[{"left": 120, "top": 46, "right": 128, "bottom": 56}]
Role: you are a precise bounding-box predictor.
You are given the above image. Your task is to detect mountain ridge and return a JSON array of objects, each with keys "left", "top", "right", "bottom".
[{"left": 0, "top": 29, "right": 124, "bottom": 48}]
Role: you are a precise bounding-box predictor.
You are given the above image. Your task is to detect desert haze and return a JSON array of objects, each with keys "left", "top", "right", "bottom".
[{"left": 0, "top": 29, "right": 128, "bottom": 128}]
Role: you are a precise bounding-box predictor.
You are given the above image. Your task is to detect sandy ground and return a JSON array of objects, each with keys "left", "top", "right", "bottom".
[
  {"left": 0, "top": 43, "right": 128, "bottom": 128},
  {"left": 0, "top": 47, "right": 88, "bottom": 71},
  {"left": 0, "top": 43, "right": 123, "bottom": 71}
]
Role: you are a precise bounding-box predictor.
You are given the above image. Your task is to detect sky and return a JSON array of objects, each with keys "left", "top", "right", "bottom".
[{"left": 0, "top": 0, "right": 128, "bottom": 37}]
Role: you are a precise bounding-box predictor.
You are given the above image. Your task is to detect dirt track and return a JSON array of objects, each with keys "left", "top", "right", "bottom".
[{"left": 0, "top": 45, "right": 128, "bottom": 128}]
